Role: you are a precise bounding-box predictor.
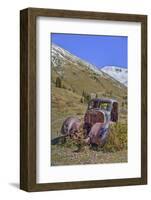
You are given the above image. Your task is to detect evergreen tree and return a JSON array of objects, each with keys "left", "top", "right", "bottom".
[
  {"left": 122, "top": 101, "right": 124, "bottom": 108},
  {"left": 86, "top": 94, "right": 91, "bottom": 102},
  {"left": 80, "top": 97, "right": 84, "bottom": 103},
  {"left": 82, "top": 90, "right": 85, "bottom": 97},
  {"left": 56, "top": 77, "right": 62, "bottom": 88}
]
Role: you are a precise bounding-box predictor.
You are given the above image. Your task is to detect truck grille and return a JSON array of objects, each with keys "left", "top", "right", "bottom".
[{"left": 84, "top": 110, "right": 105, "bottom": 126}]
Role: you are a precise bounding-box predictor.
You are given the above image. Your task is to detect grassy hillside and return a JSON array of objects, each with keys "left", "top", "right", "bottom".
[
  {"left": 51, "top": 86, "right": 87, "bottom": 138},
  {"left": 52, "top": 60, "right": 127, "bottom": 99},
  {"left": 51, "top": 60, "right": 127, "bottom": 137},
  {"left": 51, "top": 44, "right": 127, "bottom": 165}
]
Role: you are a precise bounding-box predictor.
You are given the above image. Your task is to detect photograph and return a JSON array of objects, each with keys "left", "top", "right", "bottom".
[
  {"left": 51, "top": 33, "right": 128, "bottom": 166},
  {"left": 20, "top": 7, "right": 147, "bottom": 191}
]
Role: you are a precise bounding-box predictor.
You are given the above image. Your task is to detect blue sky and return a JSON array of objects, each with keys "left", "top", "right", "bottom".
[{"left": 51, "top": 33, "right": 128, "bottom": 68}]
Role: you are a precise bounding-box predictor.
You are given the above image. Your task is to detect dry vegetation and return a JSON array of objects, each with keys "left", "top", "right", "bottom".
[
  {"left": 102, "top": 122, "right": 127, "bottom": 152},
  {"left": 51, "top": 85, "right": 127, "bottom": 166},
  {"left": 51, "top": 49, "right": 127, "bottom": 166},
  {"left": 51, "top": 122, "right": 127, "bottom": 166}
]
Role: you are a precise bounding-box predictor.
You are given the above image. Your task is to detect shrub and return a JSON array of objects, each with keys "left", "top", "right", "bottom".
[{"left": 102, "top": 122, "right": 127, "bottom": 152}]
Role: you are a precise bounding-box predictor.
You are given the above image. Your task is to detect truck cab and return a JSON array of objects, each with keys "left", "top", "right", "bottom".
[{"left": 83, "top": 98, "right": 118, "bottom": 134}]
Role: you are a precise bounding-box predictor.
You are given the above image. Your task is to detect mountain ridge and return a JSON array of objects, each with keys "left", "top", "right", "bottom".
[
  {"left": 52, "top": 43, "right": 103, "bottom": 76},
  {"left": 101, "top": 66, "right": 128, "bottom": 86},
  {"left": 51, "top": 43, "right": 127, "bottom": 96},
  {"left": 52, "top": 43, "right": 127, "bottom": 87}
]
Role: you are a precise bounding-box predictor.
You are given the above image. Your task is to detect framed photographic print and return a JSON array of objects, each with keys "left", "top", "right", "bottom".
[{"left": 20, "top": 8, "right": 147, "bottom": 191}]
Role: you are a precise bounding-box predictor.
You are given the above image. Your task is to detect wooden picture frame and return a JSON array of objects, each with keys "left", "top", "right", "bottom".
[{"left": 20, "top": 7, "right": 147, "bottom": 192}]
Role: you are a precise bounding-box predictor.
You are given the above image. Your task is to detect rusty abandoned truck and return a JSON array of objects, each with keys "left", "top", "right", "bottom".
[{"left": 60, "top": 98, "right": 118, "bottom": 148}]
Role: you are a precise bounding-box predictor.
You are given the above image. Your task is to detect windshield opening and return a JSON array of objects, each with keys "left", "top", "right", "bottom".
[
  {"left": 88, "top": 100, "right": 99, "bottom": 109},
  {"left": 88, "top": 100, "right": 111, "bottom": 111},
  {"left": 99, "top": 102, "right": 111, "bottom": 111}
]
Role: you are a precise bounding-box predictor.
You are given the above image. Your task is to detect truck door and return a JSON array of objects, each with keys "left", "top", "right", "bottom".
[{"left": 111, "top": 102, "right": 118, "bottom": 122}]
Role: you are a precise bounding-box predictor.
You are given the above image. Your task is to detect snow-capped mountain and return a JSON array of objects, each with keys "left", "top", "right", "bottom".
[
  {"left": 51, "top": 43, "right": 103, "bottom": 76},
  {"left": 101, "top": 66, "right": 128, "bottom": 86},
  {"left": 51, "top": 43, "right": 127, "bottom": 94}
]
